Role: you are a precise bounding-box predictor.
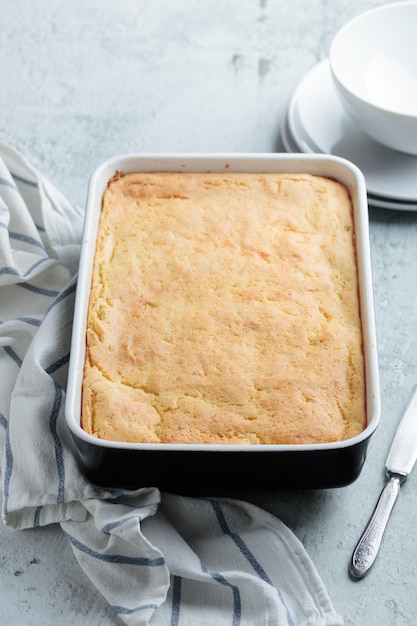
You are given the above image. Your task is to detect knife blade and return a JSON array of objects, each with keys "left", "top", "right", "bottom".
[{"left": 350, "top": 385, "right": 417, "bottom": 579}]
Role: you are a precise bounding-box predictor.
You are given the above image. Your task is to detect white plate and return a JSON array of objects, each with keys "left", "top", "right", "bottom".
[
  {"left": 284, "top": 59, "right": 417, "bottom": 207},
  {"left": 280, "top": 113, "right": 417, "bottom": 211}
]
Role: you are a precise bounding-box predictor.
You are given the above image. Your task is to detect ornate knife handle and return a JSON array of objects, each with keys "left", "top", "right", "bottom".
[{"left": 350, "top": 473, "right": 405, "bottom": 579}]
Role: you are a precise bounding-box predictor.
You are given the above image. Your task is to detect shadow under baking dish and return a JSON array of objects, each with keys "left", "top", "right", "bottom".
[{"left": 65, "top": 153, "right": 380, "bottom": 493}]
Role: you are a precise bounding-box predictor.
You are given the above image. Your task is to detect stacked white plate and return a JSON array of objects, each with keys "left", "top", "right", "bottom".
[{"left": 281, "top": 60, "right": 417, "bottom": 211}]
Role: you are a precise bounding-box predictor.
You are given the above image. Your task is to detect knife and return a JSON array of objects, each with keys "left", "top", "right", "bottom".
[{"left": 350, "top": 385, "right": 417, "bottom": 579}]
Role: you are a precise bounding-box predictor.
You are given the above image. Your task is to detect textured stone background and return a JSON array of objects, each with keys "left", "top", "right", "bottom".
[{"left": 1, "top": 1, "right": 417, "bottom": 624}]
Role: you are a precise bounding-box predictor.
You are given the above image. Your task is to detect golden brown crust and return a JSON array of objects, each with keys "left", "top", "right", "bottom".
[{"left": 82, "top": 172, "right": 366, "bottom": 444}]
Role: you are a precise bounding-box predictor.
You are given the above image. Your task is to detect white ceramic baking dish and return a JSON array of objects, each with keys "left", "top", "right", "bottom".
[{"left": 65, "top": 153, "right": 380, "bottom": 492}]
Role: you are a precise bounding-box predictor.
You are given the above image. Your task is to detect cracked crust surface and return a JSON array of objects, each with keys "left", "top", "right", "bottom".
[{"left": 81, "top": 171, "right": 366, "bottom": 444}]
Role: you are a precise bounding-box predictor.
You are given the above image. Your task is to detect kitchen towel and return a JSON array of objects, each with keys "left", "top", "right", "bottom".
[{"left": 0, "top": 142, "right": 343, "bottom": 626}]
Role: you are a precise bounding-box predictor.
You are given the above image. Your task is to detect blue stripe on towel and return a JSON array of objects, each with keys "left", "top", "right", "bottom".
[
  {"left": 0, "top": 266, "right": 20, "bottom": 276},
  {"left": 63, "top": 529, "right": 166, "bottom": 566},
  {"left": 0, "top": 225, "right": 45, "bottom": 255},
  {"left": 46, "top": 353, "right": 70, "bottom": 375},
  {"left": 49, "top": 381, "right": 66, "bottom": 504},
  {"left": 0, "top": 316, "right": 42, "bottom": 328},
  {"left": 3, "top": 345, "right": 23, "bottom": 367},
  {"left": 47, "top": 280, "right": 77, "bottom": 313},
  {"left": 201, "top": 564, "right": 241, "bottom": 626},
  {"left": 210, "top": 500, "right": 295, "bottom": 626},
  {"left": 1, "top": 412, "right": 13, "bottom": 517},
  {"left": 16, "top": 316, "right": 42, "bottom": 327},
  {"left": 171, "top": 575, "right": 182, "bottom": 626},
  {"left": 23, "top": 256, "right": 52, "bottom": 275},
  {"left": 12, "top": 172, "right": 38, "bottom": 188},
  {"left": 0, "top": 176, "right": 18, "bottom": 190},
  {"left": 18, "top": 282, "right": 60, "bottom": 298},
  {"left": 111, "top": 602, "right": 159, "bottom": 615},
  {"left": 210, "top": 500, "right": 272, "bottom": 584},
  {"left": 33, "top": 506, "right": 42, "bottom": 528},
  {"left": 101, "top": 514, "right": 146, "bottom": 534},
  {"left": 9, "top": 230, "right": 46, "bottom": 252},
  {"left": 0, "top": 256, "right": 52, "bottom": 279}
]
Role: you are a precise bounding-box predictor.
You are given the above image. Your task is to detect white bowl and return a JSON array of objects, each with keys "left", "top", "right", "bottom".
[{"left": 329, "top": 1, "right": 417, "bottom": 155}]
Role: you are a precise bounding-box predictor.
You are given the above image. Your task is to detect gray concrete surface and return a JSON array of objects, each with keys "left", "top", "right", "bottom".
[{"left": 1, "top": 1, "right": 417, "bottom": 624}]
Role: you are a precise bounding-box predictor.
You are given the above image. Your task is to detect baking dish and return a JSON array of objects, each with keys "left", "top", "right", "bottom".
[{"left": 65, "top": 153, "right": 380, "bottom": 492}]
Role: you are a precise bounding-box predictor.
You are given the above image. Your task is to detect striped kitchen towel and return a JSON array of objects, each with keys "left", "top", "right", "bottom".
[{"left": 0, "top": 142, "right": 343, "bottom": 626}]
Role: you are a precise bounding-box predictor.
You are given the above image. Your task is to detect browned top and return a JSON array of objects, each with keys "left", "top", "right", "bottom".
[{"left": 82, "top": 171, "right": 365, "bottom": 444}]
